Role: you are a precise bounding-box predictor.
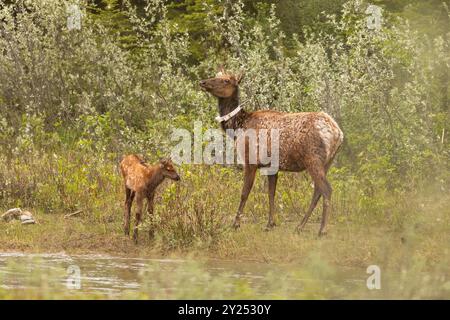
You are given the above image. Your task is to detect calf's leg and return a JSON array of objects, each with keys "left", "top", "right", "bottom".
[
  {"left": 124, "top": 187, "right": 135, "bottom": 236},
  {"left": 133, "top": 192, "right": 144, "bottom": 244}
]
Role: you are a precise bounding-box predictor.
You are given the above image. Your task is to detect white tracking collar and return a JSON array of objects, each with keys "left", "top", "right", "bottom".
[{"left": 215, "top": 102, "right": 246, "bottom": 123}]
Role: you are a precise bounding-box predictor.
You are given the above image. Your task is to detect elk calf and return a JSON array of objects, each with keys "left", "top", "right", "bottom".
[{"left": 120, "top": 155, "right": 180, "bottom": 244}]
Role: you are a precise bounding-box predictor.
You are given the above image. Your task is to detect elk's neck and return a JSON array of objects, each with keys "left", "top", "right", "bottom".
[
  {"left": 217, "top": 89, "right": 247, "bottom": 131},
  {"left": 145, "top": 167, "right": 165, "bottom": 193}
]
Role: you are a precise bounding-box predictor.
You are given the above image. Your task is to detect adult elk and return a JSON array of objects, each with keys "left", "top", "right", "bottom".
[
  {"left": 199, "top": 68, "right": 343, "bottom": 236},
  {"left": 120, "top": 155, "right": 180, "bottom": 243}
]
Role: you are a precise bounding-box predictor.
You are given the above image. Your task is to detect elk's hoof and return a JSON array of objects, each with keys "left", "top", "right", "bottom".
[
  {"left": 318, "top": 230, "right": 328, "bottom": 237},
  {"left": 264, "top": 222, "right": 276, "bottom": 232},
  {"left": 295, "top": 224, "right": 304, "bottom": 233},
  {"left": 232, "top": 221, "right": 240, "bottom": 230}
]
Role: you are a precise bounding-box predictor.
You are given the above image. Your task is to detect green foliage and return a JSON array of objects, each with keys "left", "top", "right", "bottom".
[
  {"left": 88, "top": 0, "right": 139, "bottom": 49},
  {"left": 166, "top": 0, "right": 221, "bottom": 62}
]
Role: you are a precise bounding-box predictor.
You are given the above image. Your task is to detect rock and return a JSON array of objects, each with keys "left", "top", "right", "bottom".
[
  {"left": 20, "top": 214, "right": 33, "bottom": 222},
  {"left": 20, "top": 210, "right": 33, "bottom": 218},
  {"left": 1, "top": 208, "right": 23, "bottom": 222},
  {"left": 2, "top": 208, "right": 36, "bottom": 225}
]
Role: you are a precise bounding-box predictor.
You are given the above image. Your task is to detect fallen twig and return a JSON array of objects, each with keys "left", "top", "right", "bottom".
[{"left": 64, "top": 210, "right": 83, "bottom": 219}]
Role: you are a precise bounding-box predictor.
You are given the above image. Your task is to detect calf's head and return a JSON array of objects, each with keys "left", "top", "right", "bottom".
[{"left": 159, "top": 158, "right": 180, "bottom": 181}]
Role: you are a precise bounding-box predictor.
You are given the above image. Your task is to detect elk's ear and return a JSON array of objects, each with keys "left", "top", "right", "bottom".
[
  {"left": 236, "top": 72, "right": 244, "bottom": 84},
  {"left": 216, "top": 64, "right": 226, "bottom": 77}
]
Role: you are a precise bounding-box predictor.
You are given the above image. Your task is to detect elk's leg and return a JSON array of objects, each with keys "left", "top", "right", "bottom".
[
  {"left": 318, "top": 179, "right": 332, "bottom": 237},
  {"left": 146, "top": 192, "right": 155, "bottom": 240},
  {"left": 124, "top": 187, "right": 135, "bottom": 236},
  {"left": 266, "top": 173, "right": 278, "bottom": 230},
  {"left": 297, "top": 185, "right": 321, "bottom": 232},
  {"left": 297, "top": 159, "right": 334, "bottom": 232},
  {"left": 233, "top": 165, "right": 257, "bottom": 229},
  {"left": 133, "top": 192, "right": 144, "bottom": 244},
  {"left": 307, "top": 166, "right": 332, "bottom": 237}
]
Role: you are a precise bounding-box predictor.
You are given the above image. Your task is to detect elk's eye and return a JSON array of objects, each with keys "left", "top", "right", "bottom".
[{"left": 224, "top": 79, "right": 230, "bottom": 84}]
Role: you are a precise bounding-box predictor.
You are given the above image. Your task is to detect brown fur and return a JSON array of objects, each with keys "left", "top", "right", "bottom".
[
  {"left": 200, "top": 69, "right": 343, "bottom": 236},
  {"left": 120, "top": 154, "right": 180, "bottom": 243}
]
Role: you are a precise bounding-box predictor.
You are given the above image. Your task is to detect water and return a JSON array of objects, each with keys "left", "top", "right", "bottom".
[{"left": 0, "top": 252, "right": 366, "bottom": 298}]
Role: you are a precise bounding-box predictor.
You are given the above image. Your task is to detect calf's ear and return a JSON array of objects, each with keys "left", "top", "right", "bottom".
[
  {"left": 236, "top": 72, "right": 244, "bottom": 84},
  {"left": 216, "top": 64, "right": 226, "bottom": 77},
  {"left": 159, "top": 158, "right": 171, "bottom": 166}
]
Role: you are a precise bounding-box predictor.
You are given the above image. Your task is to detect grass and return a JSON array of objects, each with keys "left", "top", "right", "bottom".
[
  {"left": 1, "top": 207, "right": 448, "bottom": 268},
  {"left": 1, "top": 184, "right": 449, "bottom": 269}
]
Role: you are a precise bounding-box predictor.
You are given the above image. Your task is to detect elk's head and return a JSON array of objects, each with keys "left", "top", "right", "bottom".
[
  {"left": 199, "top": 67, "right": 244, "bottom": 98},
  {"left": 159, "top": 158, "right": 180, "bottom": 181}
]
